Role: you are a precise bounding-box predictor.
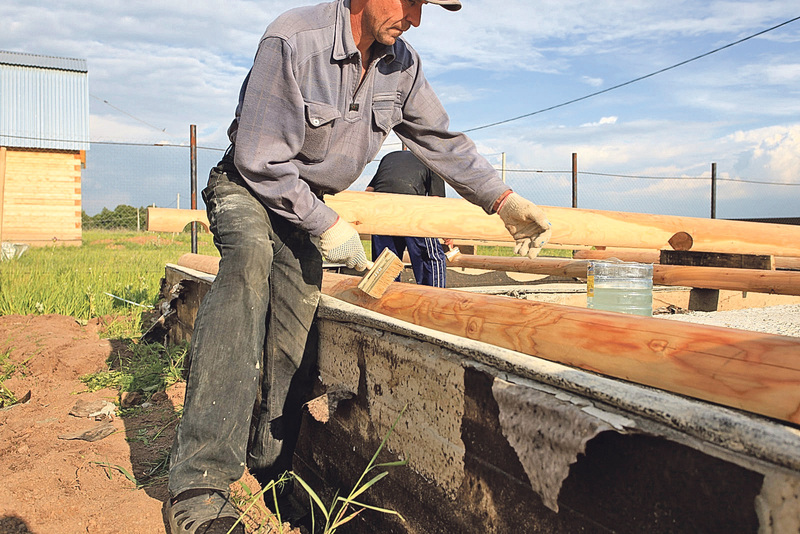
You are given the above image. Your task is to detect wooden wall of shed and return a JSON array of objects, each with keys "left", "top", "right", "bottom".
[{"left": 0, "top": 147, "right": 82, "bottom": 246}]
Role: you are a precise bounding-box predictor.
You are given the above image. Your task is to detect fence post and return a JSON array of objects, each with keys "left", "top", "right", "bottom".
[
  {"left": 501, "top": 152, "right": 506, "bottom": 183},
  {"left": 710, "top": 162, "right": 717, "bottom": 219},
  {"left": 190, "top": 124, "right": 198, "bottom": 253},
  {"left": 572, "top": 152, "right": 578, "bottom": 208}
]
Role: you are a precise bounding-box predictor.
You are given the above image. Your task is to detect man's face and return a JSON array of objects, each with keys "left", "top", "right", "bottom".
[{"left": 364, "top": 0, "right": 425, "bottom": 46}]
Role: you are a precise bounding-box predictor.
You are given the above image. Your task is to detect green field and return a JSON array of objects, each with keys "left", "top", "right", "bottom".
[{"left": 0, "top": 230, "right": 218, "bottom": 335}]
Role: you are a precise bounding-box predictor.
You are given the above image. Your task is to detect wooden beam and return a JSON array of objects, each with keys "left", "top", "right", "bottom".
[
  {"left": 574, "top": 248, "right": 800, "bottom": 271},
  {"left": 320, "top": 271, "right": 800, "bottom": 425},
  {"left": 660, "top": 250, "right": 774, "bottom": 270},
  {"left": 147, "top": 207, "right": 209, "bottom": 232},
  {"left": 447, "top": 254, "right": 589, "bottom": 279},
  {"left": 325, "top": 191, "right": 800, "bottom": 256},
  {"left": 447, "top": 254, "right": 800, "bottom": 296},
  {"left": 175, "top": 253, "right": 800, "bottom": 424},
  {"left": 148, "top": 194, "right": 800, "bottom": 257}
]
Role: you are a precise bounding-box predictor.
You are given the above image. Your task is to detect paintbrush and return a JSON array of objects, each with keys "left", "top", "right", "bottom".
[{"left": 357, "top": 248, "right": 404, "bottom": 298}]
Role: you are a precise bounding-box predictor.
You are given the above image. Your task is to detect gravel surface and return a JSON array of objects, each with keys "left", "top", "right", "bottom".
[{"left": 660, "top": 304, "right": 800, "bottom": 338}]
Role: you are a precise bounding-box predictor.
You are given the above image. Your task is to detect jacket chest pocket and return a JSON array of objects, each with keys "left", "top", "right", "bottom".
[
  {"left": 299, "top": 101, "right": 341, "bottom": 163},
  {"left": 372, "top": 91, "right": 402, "bottom": 134}
]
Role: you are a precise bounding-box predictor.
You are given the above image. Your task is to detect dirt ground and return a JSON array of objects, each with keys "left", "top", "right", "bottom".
[{"left": 0, "top": 314, "right": 290, "bottom": 534}]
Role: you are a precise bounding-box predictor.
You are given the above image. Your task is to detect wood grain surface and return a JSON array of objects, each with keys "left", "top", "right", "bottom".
[{"left": 173, "top": 254, "right": 800, "bottom": 424}]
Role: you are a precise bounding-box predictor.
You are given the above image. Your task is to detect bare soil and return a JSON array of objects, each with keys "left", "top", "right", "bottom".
[{"left": 0, "top": 314, "right": 289, "bottom": 534}]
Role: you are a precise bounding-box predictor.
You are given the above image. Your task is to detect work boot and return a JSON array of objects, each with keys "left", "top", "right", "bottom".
[{"left": 164, "top": 488, "right": 245, "bottom": 534}]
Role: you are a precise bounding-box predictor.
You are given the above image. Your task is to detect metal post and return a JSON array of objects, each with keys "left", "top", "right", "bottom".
[
  {"left": 710, "top": 162, "right": 717, "bottom": 219},
  {"left": 572, "top": 152, "right": 578, "bottom": 208},
  {"left": 190, "top": 124, "right": 198, "bottom": 253},
  {"left": 501, "top": 152, "right": 506, "bottom": 183}
]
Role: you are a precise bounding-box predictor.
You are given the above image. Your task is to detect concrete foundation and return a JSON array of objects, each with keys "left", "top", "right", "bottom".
[{"left": 163, "top": 264, "right": 800, "bottom": 533}]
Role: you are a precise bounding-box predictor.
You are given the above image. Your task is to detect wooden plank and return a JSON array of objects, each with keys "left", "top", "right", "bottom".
[
  {"left": 174, "top": 253, "right": 800, "bottom": 424},
  {"left": 660, "top": 250, "right": 774, "bottom": 270},
  {"left": 447, "top": 254, "right": 800, "bottom": 296},
  {"left": 325, "top": 191, "right": 800, "bottom": 256}
]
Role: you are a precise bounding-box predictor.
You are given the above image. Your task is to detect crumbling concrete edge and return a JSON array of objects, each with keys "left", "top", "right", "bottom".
[{"left": 318, "top": 295, "right": 800, "bottom": 475}]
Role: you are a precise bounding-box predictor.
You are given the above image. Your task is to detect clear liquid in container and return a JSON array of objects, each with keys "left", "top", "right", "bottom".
[{"left": 587, "top": 260, "right": 653, "bottom": 316}]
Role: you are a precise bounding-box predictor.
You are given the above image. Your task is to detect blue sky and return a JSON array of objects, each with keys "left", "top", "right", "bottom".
[{"left": 1, "top": 0, "right": 798, "bottom": 218}]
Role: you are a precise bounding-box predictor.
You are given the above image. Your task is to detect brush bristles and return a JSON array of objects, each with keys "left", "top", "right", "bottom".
[{"left": 358, "top": 248, "right": 404, "bottom": 298}]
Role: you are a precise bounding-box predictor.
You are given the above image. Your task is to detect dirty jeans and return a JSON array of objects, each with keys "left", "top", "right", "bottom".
[{"left": 168, "top": 157, "right": 322, "bottom": 497}]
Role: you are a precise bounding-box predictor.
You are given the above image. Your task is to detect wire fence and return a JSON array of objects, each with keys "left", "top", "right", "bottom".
[{"left": 13, "top": 138, "right": 799, "bottom": 231}]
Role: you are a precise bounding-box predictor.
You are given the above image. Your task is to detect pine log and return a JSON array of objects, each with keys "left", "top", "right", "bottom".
[
  {"left": 149, "top": 196, "right": 800, "bottom": 258},
  {"left": 447, "top": 254, "right": 800, "bottom": 296},
  {"left": 174, "top": 253, "right": 800, "bottom": 424},
  {"left": 325, "top": 191, "right": 800, "bottom": 256},
  {"left": 574, "top": 248, "right": 800, "bottom": 271},
  {"left": 320, "top": 271, "right": 800, "bottom": 425}
]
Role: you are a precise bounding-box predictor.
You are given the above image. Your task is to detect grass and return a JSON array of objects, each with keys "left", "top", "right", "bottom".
[
  {"left": 231, "top": 406, "right": 409, "bottom": 534},
  {"left": 0, "top": 229, "right": 205, "bottom": 407},
  {"left": 0, "top": 229, "right": 218, "bottom": 334}
]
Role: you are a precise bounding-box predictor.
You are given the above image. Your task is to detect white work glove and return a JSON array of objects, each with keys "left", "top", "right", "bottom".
[
  {"left": 497, "top": 192, "right": 552, "bottom": 259},
  {"left": 318, "top": 217, "right": 371, "bottom": 271}
]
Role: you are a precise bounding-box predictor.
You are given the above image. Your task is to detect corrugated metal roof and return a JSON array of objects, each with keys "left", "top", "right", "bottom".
[
  {"left": 0, "top": 50, "right": 87, "bottom": 73},
  {"left": 0, "top": 51, "right": 89, "bottom": 151}
]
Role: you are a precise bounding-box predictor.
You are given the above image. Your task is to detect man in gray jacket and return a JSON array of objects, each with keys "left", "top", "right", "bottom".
[{"left": 166, "top": 1, "right": 552, "bottom": 532}]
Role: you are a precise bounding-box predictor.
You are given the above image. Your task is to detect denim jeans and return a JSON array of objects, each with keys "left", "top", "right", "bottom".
[{"left": 168, "top": 156, "right": 323, "bottom": 497}]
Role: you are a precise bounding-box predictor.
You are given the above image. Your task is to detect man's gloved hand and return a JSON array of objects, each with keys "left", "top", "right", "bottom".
[
  {"left": 497, "top": 192, "right": 552, "bottom": 259},
  {"left": 318, "top": 217, "right": 371, "bottom": 271}
]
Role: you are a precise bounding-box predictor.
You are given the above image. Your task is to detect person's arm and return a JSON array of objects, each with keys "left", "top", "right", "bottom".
[
  {"left": 392, "top": 50, "right": 550, "bottom": 257},
  {"left": 233, "top": 36, "right": 338, "bottom": 236},
  {"left": 391, "top": 58, "right": 508, "bottom": 214}
]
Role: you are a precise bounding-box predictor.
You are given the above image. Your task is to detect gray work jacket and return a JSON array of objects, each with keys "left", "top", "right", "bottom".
[{"left": 228, "top": 0, "right": 509, "bottom": 236}]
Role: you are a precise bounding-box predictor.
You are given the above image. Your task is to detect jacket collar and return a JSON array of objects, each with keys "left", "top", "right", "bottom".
[{"left": 333, "top": 0, "right": 396, "bottom": 63}]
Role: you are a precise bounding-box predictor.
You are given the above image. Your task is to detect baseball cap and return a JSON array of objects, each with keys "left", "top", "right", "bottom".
[{"left": 427, "top": 0, "right": 461, "bottom": 11}]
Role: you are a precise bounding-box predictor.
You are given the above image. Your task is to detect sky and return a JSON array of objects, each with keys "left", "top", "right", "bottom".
[{"left": 1, "top": 0, "right": 799, "bottom": 218}]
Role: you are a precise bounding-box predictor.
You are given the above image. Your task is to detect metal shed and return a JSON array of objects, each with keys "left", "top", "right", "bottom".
[{"left": 0, "top": 50, "right": 89, "bottom": 246}]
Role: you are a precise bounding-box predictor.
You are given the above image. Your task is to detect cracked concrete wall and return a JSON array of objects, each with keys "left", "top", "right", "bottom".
[{"left": 318, "top": 321, "right": 466, "bottom": 496}]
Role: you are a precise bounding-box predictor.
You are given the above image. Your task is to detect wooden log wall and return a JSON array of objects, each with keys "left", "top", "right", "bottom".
[
  {"left": 175, "top": 253, "right": 800, "bottom": 425},
  {"left": 1, "top": 148, "right": 82, "bottom": 246}
]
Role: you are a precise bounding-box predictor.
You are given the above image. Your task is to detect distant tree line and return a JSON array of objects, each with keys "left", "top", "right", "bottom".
[{"left": 82, "top": 205, "right": 146, "bottom": 231}]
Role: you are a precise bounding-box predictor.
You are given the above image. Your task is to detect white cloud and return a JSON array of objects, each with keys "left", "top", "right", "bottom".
[
  {"left": 580, "top": 116, "right": 618, "bottom": 128},
  {"left": 727, "top": 124, "right": 800, "bottom": 183},
  {"left": 581, "top": 75, "right": 604, "bottom": 87}
]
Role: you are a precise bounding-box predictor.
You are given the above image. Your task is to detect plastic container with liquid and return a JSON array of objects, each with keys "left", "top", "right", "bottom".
[{"left": 587, "top": 260, "right": 653, "bottom": 316}]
